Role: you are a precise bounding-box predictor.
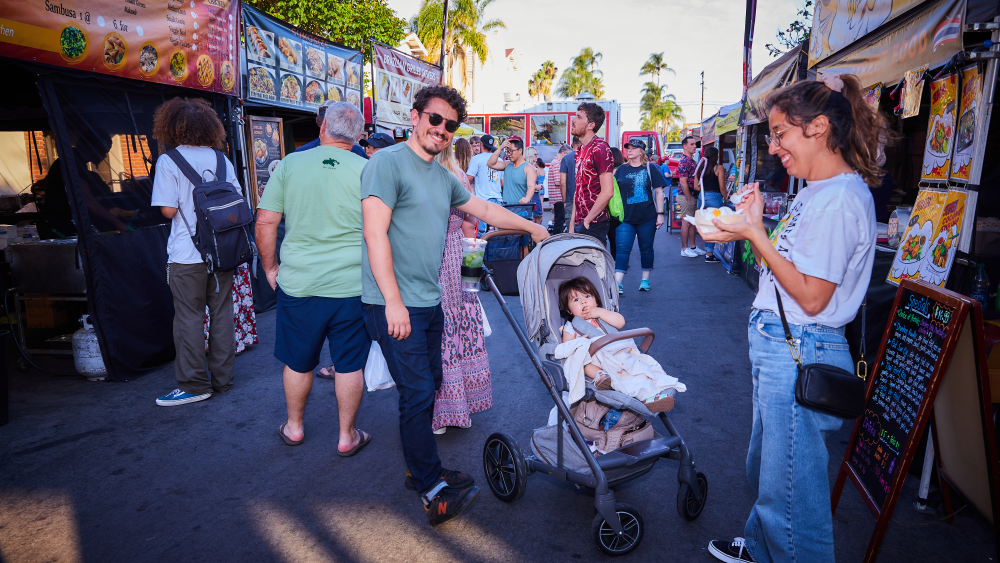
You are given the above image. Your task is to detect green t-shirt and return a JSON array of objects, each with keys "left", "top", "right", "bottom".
[
  {"left": 361, "top": 143, "right": 472, "bottom": 307},
  {"left": 256, "top": 145, "right": 366, "bottom": 298}
]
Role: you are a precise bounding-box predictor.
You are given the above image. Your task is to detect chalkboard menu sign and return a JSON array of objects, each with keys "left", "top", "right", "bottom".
[
  {"left": 245, "top": 115, "right": 284, "bottom": 207},
  {"left": 848, "top": 288, "right": 956, "bottom": 509}
]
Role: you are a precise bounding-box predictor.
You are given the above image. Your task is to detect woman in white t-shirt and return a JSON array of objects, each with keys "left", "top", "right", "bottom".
[{"left": 699, "top": 74, "right": 891, "bottom": 563}]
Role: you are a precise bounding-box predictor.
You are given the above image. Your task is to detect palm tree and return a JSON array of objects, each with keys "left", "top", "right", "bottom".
[
  {"left": 640, "top": 100, "right": 685, "bottom": 136},
  {"left": 413, "top": 0, "right": 505, "bottom": 94},
  {"left": 556, "top": 48, "right": 605, "bottom": 99},
  {"left": 527, "top": 61, "right": 557, "bottom": 101},
  {"left": 639, "top": 52, "right": 674, "bottom": 89},
  {"left": 639, "top": 82, "right": 675, "bottom": 113}
]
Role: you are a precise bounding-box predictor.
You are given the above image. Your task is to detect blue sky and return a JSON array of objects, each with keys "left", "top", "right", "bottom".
[{"left": 384, "top": 0, "right": 805, "bottom": 130}]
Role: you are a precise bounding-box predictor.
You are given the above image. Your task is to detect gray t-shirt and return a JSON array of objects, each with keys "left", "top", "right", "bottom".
[
  {"left": 467, "top": 152, "right": 502, "bottom": 201},
  {"left": 361, "top": 143, "right": 472, "bottom": 307},
  {"left": 560, "top": 150, "right": 577, "bottom": 203},
  {"left": 752, "top": 173, "right": 875, "bottom": 327}
]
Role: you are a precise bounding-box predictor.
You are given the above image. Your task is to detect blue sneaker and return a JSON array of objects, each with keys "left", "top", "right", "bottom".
[
  {"left": 639, "top": 278, "right": 651, "bottom": 291},
  {"left": 617, "top": 282, "right": 624, "bottom": 295},
  {"left": 156, "top": 389, "right": 212, "bottom": 407}
]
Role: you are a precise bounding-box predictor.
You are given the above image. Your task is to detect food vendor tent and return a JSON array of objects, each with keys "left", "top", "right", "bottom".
[{"left": 455, "top": 123, "right": 487, "bottom": 139}]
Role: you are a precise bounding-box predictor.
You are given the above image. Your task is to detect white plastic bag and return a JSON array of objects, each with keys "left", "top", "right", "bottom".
[
  {"left": 479, "top": 297, "right": 492, "bottom": 337},
  {"left": 364, "top": 342, "right": 395, "bottom": 392}
]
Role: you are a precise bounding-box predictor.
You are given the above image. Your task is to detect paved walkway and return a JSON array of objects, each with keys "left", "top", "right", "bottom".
[{"left": 0, "top": 228, "right": 995, "bottom": 562}]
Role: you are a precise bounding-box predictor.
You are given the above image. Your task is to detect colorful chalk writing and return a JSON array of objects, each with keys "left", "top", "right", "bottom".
[{"left": 847, "top": 288, "right": 955, "bottom": 509}]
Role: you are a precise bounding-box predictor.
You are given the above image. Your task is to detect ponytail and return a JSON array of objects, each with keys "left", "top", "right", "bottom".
[{"left": 765, "top": 74, "right": 894, "bottom": 187}]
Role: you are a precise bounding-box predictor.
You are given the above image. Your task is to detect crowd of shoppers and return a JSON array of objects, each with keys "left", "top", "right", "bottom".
[{"left": 614, "top": 138, "right": 666, "bottom": 293}]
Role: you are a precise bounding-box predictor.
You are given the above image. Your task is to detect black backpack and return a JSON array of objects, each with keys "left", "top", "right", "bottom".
[{"left": 165, "top": 148, "right": 255, "bottom": 273}]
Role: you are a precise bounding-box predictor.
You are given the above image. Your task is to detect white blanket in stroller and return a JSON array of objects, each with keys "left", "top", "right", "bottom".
[{"left": 554, "top": 337, "right": 687, "bottom": 406}]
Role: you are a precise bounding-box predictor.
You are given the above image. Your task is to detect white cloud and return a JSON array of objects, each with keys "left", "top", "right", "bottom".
[{"left": 386, "top": 0, "right": 803, "bottom": 130}]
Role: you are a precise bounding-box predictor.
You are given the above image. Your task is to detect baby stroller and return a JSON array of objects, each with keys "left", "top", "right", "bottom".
[{"left": 480, "top": 233, "right": 707, "bottom": 556}]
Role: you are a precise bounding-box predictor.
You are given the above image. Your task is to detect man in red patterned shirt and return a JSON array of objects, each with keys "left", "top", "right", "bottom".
[{"left": 568, "top": 102, "right": 614, "bottom": 245}]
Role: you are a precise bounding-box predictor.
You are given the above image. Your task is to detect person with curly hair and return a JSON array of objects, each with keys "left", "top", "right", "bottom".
[{"left": 151, "top": 97, "right": 239, "bottom": 407}]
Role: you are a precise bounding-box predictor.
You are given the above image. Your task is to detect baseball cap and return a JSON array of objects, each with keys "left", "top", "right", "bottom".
[
  {"left": 480, "top": 134, "right": 498, "bottom": 152},
  {"left": 359, "top": 133, "right": 396, "bottom": 149},
  {"left": 623, "top": 139, "right": 647, "bottom": 151}
]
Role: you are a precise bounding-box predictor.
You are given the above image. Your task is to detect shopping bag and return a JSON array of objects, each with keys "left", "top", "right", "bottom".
[
  {"left": 364, "top": 342, "right": 395, "bottom": 392},
  {"left": 479, "top": 297, "right": 492, "bottom": 337}
]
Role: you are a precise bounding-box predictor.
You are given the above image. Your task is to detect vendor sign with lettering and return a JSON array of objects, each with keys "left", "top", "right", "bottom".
[
  {"left": 0, "top": 0, "right": 239, "bottom": 94},
  {"left": 921, "top": 74, "right": 957, "bottom": 182},
  {"left": 242, "top": 5, "right": 362, "bottom": 112},
  {"left": 888, "top": 187, "right": 949, "bottom": 285},
  {"left": 951, "top": 64, "right": 983, "bottom": 183},
  {"left": 372, "top": 41, "right": 442, "bottom": 129},
  {"left": 809, "top": 0, "right": 925, "bottom": 67}
]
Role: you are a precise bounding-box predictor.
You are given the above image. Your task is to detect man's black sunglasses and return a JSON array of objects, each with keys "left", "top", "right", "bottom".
[{"left": 422, "top": 111, "right": 460, "bottom": 133}]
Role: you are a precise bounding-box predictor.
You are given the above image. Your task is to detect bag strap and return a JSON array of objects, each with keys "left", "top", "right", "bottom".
[
  {"left": 164, "top": 148, "right": 206, "bottom": 187},
  {"left": 858, "top": 299, "right": 868, "bottom": 380},
  {"left": 214, "top": 149, "right": 226, "bottom": 183},
  {"left": 773, "top": 287, "right": 802, "bottom": 368}
]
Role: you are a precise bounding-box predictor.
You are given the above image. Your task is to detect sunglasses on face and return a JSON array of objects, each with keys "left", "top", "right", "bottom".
[{"left": 422, "top": 111, "right": 460, "bottom": 133}]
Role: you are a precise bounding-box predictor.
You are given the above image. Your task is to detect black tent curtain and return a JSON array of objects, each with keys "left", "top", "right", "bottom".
[{"left": 31, "top": 65, "right": 236, "bottom": 381}]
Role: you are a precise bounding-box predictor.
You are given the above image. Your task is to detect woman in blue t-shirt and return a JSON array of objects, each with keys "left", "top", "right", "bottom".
[{"left": 613, "top": 139, "right": 666, "bottom": 293}]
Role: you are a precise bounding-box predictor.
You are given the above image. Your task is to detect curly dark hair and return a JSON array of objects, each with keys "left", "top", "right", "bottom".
[
  {"left": 153, "top": 97, "right": 226, "bottom": 149},
  {"left": 558, "top": 276, "right": 602, "bottom": 319},
  {"left": 765, "top": 74, "right": 894, "bottom": 187},
  {"left": 412, "top": 85, "right": 468, "bottom": 123},
  {"left": 577, "top": 102, "right": 606, "bottom": 132}
]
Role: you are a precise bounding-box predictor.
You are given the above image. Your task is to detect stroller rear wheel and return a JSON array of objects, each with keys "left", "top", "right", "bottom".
[
  {"left": 482, "top": 433, "right": 527, "bottom": 503},
  {"left": 591, "top": 503, "right": 644, "bottom": 556},
  {"left": 677, "top": 471, "right": 709, "bottom": 521}
]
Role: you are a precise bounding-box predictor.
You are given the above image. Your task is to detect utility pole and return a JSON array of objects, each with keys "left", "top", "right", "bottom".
[
  {"left": 440, "top": 0, "right": 450, "bottom": 85},
  {"left": 700, "top": 71, "right": 705, "bottom": 126}
]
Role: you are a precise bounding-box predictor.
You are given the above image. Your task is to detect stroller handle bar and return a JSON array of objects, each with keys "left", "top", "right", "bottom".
[
  {"left": 482, "top": 228, "right": 532, "bottom": 241},
  {"left": 589, "top": 329, "right": 655, "bottom": 357}
]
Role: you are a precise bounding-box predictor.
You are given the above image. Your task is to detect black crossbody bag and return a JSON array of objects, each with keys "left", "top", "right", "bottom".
[{"left": 774, "top": 288, "right": 867, "bottom": 419}]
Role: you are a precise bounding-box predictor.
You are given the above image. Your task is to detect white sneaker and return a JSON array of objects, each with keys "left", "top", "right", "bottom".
[
  {"left": 681, "top": 248, "right": 698, "bottom": 258},
  {"left": 433, "top": 427, "right": 447, "bottom": 435},
  {"left": 691, "top": 247, "right": 707, "bottom": 255}
]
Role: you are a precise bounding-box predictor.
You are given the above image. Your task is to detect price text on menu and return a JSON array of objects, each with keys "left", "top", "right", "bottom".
[
  {"left": 848, "top": 289, "right": 955, "bottom": 509},
  {"left": 0, "top": 0, "right": 239, "bottom": 94}
]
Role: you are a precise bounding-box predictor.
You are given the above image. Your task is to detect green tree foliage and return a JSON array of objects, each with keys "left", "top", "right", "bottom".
[
  {"left": 528, "top": 60, "right": 558, "bottom": 101},
  {"left": 245, "top": 0, "right": 407, "bottom": 62},
  {"left": 638, "top": 81, "right": 683, "bottom": 135},
  {"left": 765, "top": 0, "right": 812, "bottom": 57},
  {"left": 412, "top": 0, "right": 505, "bottom": 93},
  {"left": 639, "top": 52, "right": 674, "bottom": 89},
  {"left": 556, "top": 48, "right": 605, "bottom": 99}
]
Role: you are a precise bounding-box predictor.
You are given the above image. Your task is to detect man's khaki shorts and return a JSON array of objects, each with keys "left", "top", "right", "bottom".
[{"left": 676, "top": 194, "right": 697, "bottom": 217}]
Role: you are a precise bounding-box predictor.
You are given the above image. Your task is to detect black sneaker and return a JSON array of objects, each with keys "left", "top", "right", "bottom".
[
  {"left": 425, "top": 485, "right": 480, "bottom": 527},
  {"left": 405, "top": 467, "right": 475, "bottom": 490},
  {"left": 708, "top": 538, "right": 754, "bottom": 562},
  {"left": 705, "top": 254, "right": 720, "bottom": 263}
]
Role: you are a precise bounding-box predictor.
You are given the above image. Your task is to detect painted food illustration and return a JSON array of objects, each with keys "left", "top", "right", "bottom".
[
  {"left": 220, "top": 60, "right": 235, "bottom": 91},
  {"left": 60, "top": 25, "right": 86, "bottom": 60},
  {"left": 196, "top": 55, "right": 214, "bottom": 87},
  {"left": 103, "top": 33, "right": 126, "bottom": 68},
  {"left": 956, "top": 103, "right": 976, "bottom": 152},
  {"left": 253, "top": 139, "right": 268, "bottom": 165},
  {"left": 306, "top": 48, "right": 324, "bottom": 75},
  {"left": 327, "top": 55, "right": 344, "bottom": 82},
  {"left": 139, "top": 44, "right": 158, "bottom": 74},
  {"left": 246, "top": 27, "right": 271, "bottom": 58},
  {"left": 278, "top": 37, "right": 299, "bottom": 66},
  {"left": 170, "top": 51, "right": 188, "bottom": 81},
  {"left": 900, "top": 234, "right": 926, "bottom": 262},
  {"left": 928, "top": 116, "right": 952, "bottom": 155},
  {"left": 281, "top": 75, "right": 301, "bottom": 102},
  {"left": 249, "top": 66, "right": 274, "bottom": 96},
  {"left": 305, "top": 80, "right": 324, "bottom": 104}
]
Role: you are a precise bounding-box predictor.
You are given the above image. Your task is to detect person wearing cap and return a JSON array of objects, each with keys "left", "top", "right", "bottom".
[
  {"left": 466, "top": 134, "right": 503, "bottom": 236},
  {"left": 614, "top": 139, "right": 667, "bottom": 293},
  {"left": 295, "top": 100, "right": 369, "bottom": 159},
  {"left": 359, "top": 132, "right": 396, "bottom": 157},
  {"left": 487, "top": 136, "right": 537, "bottom": 208}
]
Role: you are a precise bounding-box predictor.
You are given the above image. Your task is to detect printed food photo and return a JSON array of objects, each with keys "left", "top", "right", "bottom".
[
  {"left": 139, "top": 43, "right": 159, "bottom": 75},
  {"left": 102, "top": 33, "right": 126, "bottom": 70}
]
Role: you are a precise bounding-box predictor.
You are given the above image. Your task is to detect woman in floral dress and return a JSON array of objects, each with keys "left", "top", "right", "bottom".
[
  {"left": 431, "top": 139, "right": 492, "bottom": 434},
  {"left": 204, "top": 262, "right": 258, "bottom": 354}
]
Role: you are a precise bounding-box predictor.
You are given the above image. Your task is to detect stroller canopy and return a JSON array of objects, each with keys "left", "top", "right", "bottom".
[{"left": 517, "top": 234, "right": 618, "bottom": 347}]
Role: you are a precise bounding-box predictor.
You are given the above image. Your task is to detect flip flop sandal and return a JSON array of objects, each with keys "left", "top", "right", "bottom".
[
  {"left": 315, "top": 365, "right": 336, "bottom": 380},
  {"left": 644, "top": 391, "right": 676, "bottom": 413},
  {"left": 338, "top": 429, "right": 371, "bottom": 457},
  {"left": 278, "top": 423, "right": 304, "bottom": 446}
]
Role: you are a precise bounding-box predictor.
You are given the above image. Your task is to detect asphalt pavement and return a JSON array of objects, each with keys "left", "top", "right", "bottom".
[{"left": 1, "top": 224, "right": 996, "bottom": 562}]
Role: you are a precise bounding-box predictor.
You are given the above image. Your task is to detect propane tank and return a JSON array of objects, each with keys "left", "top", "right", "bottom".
[{"left": 72, "top": 315, "right": 107, "bottom": 381}]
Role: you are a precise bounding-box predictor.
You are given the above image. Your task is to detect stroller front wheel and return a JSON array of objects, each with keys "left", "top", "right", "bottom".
[
  {"left": 677, "top": 471, "right": 709, "bottom": 521},
  {"left": 591, "top": 503, "right": 644, "bottom": 556},
  {"left": 483, "top": 432, "right": 527, "bottom": 503}
]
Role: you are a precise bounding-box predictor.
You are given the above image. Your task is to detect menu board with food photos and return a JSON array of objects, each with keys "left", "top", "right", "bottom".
[
  {"left": 0, "top": 0, "right": 239, "bottom": 94},
  {"left": 951, "top": 65, "right": 984, "bottom": 183},
  {"left": 242, "top": 5, "right": 362, "bottom": 112},
  {"left": 372, "top": 41, "right": 442, "bottom": 129},
  {"left": 246, "top": 116, "right": 284, "bottom": 207},
  {"left": 921, "top": 74, "right": 957, "bottom": 182}
]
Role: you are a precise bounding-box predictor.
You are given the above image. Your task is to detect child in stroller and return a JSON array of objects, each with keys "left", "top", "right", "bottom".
[{"left": 556, "top": 276, "right": 683, "bottom": 413}]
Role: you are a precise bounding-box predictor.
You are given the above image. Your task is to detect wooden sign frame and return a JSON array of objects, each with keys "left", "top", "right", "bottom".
[
  {"left": 245, "top": 115, "right": 285, "bottom": 209},
  {"left": 831, "top": 279, "right": 1000, "bottom": 562}
]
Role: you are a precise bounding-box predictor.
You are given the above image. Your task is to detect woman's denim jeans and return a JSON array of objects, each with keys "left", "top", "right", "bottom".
[
  {"left": 700, "top": 191, "right": 724, "bottom": 254},
  {"left": 614, "top": 218, "right": 656, "bottom": 273},
  {"left": 744, "top": 310, "right": 849, "bottom": 563}
]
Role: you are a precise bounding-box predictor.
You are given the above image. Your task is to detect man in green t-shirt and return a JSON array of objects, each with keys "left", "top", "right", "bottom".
[
  {"left": 362, "top": 86, "right": 548, "bottom": 526},
  {"left": 256, "top": 101, "right": 373, "bottom": 458}
]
